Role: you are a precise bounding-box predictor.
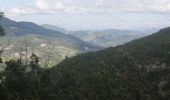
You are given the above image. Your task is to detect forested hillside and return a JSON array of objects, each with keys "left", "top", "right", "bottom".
[
  {"left": 48, "top": 27, "right": 170, "bottom": 100},
  {"left": 1, "top": 24, "right": 170, "bottom": 100}
]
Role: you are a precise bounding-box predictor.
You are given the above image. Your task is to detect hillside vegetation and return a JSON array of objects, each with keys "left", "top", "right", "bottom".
[
  {"left": 48, "top": 27, "right": 170, "bottom": 100},
  {"left": 1, "top": 25, "right": 170, "bottom": 100},
  {"left": 0, "top": 34, "right": 81, "bottom": 67},
  {"left": 0, "top": 17, "right": 99, "bottom": 67}
]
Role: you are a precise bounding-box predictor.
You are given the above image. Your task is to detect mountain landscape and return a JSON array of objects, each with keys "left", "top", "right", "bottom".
[
  {"left": 42, "top": 24, "right": 157, "bottom": 47},
  {"left": 68, "top": 29, "right": 151, "bottom": 47},
  {"left": 0, "top": 17, "right": 99, "bottom": 67},
  {"left": 47, "top": 27, "right": 170, "bottom": 100},
  {"left": 1, "top": 17, "right": 154, "bottom": 67},
  {"left": 1, "top": 22, "right": 170, "bottom": 99},
  {"left": 1, "top": 0, "right": 170, "bottom": 99},
  {"left": 1, "top": 17, "right": 98, "bottom": 51},
  {"left": 41, "top": 24, "right": 66, "bottom": 33}
]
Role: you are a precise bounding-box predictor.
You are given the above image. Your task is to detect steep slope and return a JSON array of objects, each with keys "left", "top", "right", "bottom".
[{"left": 47, "top": 27, "right": 170, "bottom": 100}]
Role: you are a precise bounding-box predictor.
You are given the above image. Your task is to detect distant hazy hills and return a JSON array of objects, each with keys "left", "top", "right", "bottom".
[
  {"left": 41, "top": 24, "right": 66, "bottom": 33},
  {"left": 42, "top": 24, "right": 158, "bottom": 47},
  {"left": 68, "top": 30, "right": 149, "bottom": 47}
]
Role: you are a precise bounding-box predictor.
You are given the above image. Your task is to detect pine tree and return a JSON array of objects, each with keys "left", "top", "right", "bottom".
[{"left": 0, "top": 11, "right": 5, "bottom": 36}]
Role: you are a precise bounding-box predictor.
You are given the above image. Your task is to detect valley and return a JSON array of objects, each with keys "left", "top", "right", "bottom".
[{"left": 0, "top": 17, "right": 155, "bottom": 67}]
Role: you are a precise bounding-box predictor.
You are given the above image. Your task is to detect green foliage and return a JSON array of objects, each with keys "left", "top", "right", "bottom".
[
  {"left": 0, "top": 25, "right": 5, "bottom": 36},
  {"left": 0, "top": 57, "right": 42, "bottom": 100},
  {"left": 0, "top": 34, "right": 82, "bottom": 67},
  {"left": 30, "top": 53, "right": 39, "bottom": 65},
  {"left": 1, "top": 27, "right": 170, "bottom": 100},
  {"left": 0, "top": 11, "right": 5, "bottom": 36},
  {"left": 0, "top": 58, "right": 3, "bottom": 63}
]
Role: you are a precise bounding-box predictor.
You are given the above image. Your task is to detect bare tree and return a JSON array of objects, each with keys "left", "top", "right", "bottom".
[
  {"left": 0, "top": 11, "right": 4, "bottom": 20},
  {"left": 14, "top": 38, "right": 29, "bottom": 65},
  {"left": 0, "top": 12, "right": 11, "bottom": 63},
  {"left": 41, "top": 40, "right": 60, "bottom": 68},
  {"left": 23, "top": 38, "right": 29, "bottom": 66},
  {"left": 0, "top": 40, "right": 11, "bottom": 55},
  {"left": 44, "top": 41, "right": 55, "bottom": 68}
]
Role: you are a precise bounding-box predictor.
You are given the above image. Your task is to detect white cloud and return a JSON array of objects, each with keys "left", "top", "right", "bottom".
[
  {"left": 35, "top": 0, "right": 88, "bottom": 13},
  {"left": 36, "top": 0, "right": 50, "bottom": 10},
  {"left": 0, "top": 4, "right": 5, "bottom": 12},
  {"left": 9, "top": 5, "right": 39, "bottom": 15},
  {"left": 6, "top": 0, "right": 170, "bottom": 16},
  {"left": 35, "top": 0, "right": 170, "bottom": 13},
  {"left": 36, "top": 0, "right": 65, "bottom": 10},
  {"left": 5, "top": 5, "right": 41, "bottom": 16}
]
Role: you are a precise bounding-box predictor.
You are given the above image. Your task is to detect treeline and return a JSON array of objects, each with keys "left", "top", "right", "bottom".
[{"left": 0, "top": 53, "right": 170, "bottom": 100}]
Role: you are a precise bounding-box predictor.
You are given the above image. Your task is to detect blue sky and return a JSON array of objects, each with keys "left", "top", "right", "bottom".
[{"left": 1, "top": 0, "right": 170, "bottom": 31}]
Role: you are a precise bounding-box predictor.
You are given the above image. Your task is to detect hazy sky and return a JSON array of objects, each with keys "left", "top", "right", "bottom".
[{"left": 1, "top": 0, "right": 170, "bottom": 30}]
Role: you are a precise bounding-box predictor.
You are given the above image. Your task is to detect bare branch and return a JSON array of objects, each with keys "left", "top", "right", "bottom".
[{"left": 0, "top": 39, "right": 11, "bottom": 55}]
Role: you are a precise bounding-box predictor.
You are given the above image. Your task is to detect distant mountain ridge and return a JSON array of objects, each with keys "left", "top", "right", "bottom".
[
  {"left": 41, "top": 24, "right": 66, "bottom": 33},
  {"left": 1, "top": 17, "right": 64, "bottom": 36},
  {"left": 41, "top": 24, "right": 157, "bottom": 47},
  {"left": 68, "top": 29, "right": 153, "bottom": 47}
]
